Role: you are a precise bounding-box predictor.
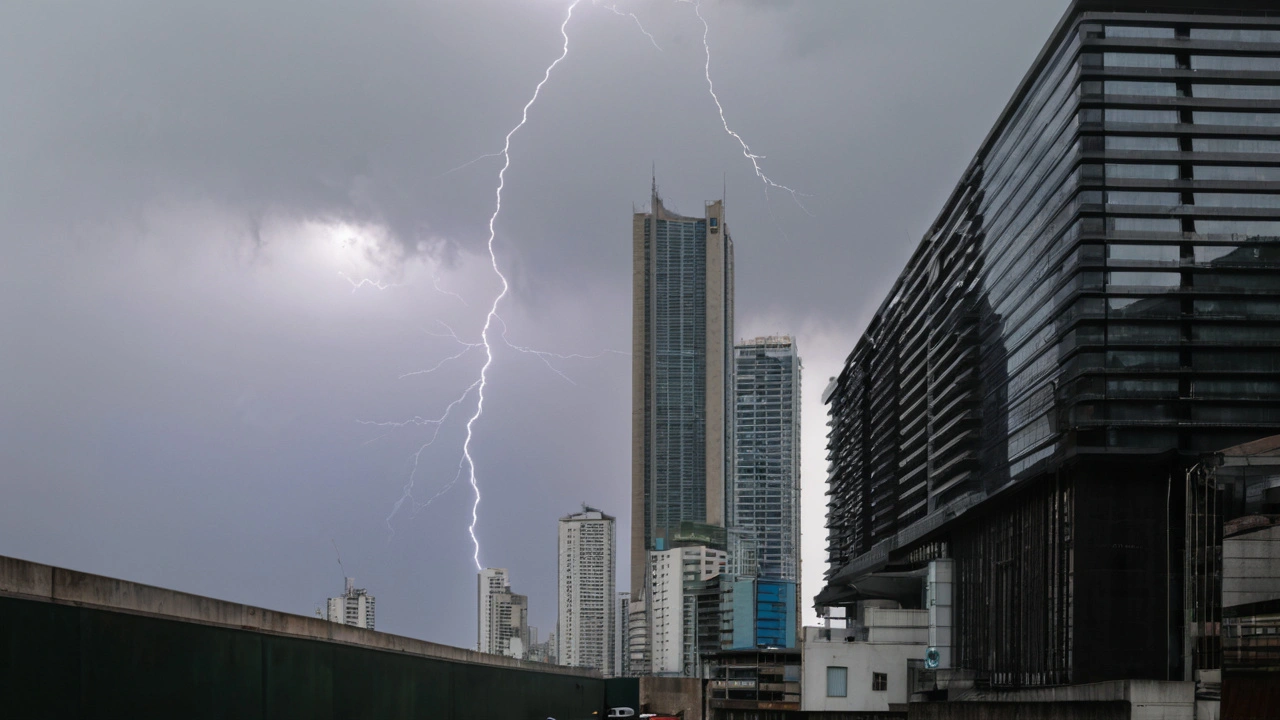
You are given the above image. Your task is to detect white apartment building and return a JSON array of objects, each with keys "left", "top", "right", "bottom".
[
  {"left": 478, "top": 567, "right": 528, "bottom": 657},
  {"left": 478, "top": 568, "right": 509, "bottom": 653},
  {"left": 649, "top": 545, "right": 726, "bottom": 675},
  {"left": 325, "top": 577, "right": 375, "bottom": 630},
  {"left": 557, "top": 506, "right": 616, "bottom": 675}
]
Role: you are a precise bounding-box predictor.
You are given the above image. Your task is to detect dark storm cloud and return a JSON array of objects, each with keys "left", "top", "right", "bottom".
[{"left": 0, "top": 1, "right": 1069, "bottom": 646}]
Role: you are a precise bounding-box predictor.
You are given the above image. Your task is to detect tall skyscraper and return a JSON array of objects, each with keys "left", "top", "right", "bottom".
[
  {"left": 556, "top": 505, "right": 617, "bottom": 675},
  {"left": 819, "top": 0, "right": 1280, "bottom": 691},
  {"left": 631, "top": 182, "right": 734, "bottom": 599},
  {"left": 477, "top": 567, "right": 528, "bottom": 657},
  {"left": 325, "top": 577, "right": 375, "bottom": 630},
  {"left": 732, "top": 337, "right": 801, "bottom": 582}
]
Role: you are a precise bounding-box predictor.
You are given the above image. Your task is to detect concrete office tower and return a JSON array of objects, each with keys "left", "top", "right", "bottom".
[
  {"left": 325, "top": 577, "right": 375, "bottom": 630},
  {"left": 631, "top": 181, "right": 735, "bottom": 599},
  {"left": 478, "top": 568, "right": 528, "bottom": 657},
  {"left": 556, "top": 506, "right": 617, "bottom": 675},
  {"left": 649, "top": 545, "right": 727, "bottom": 676},
  {"left": 733, "top": 337, "right": 801, "bottom": 582}
]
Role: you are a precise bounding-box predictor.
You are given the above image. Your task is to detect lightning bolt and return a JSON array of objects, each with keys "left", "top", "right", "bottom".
[
  {"left": 683, "top": 0, "right": 810, "bottom": 216},
  {"left": 369, "top": 379, "right": 482, "bottom": 533},
  {"left": 339, "top": 272, "right": 398, "bottom": 293},
  {"left": 597, "top": 0, "right": 661, "bottom": 51},
  {"left": 364, "top": 0, "right": 786, "bottom": 586},
  {"left": 496, "top": 314, "right": 627, "bottom": 386},
  {"left": 462, "top": 0, "right": 584, "bottom": 572},
  {"left": 431, "top": 273, "right": 468, "bottom": 306}
]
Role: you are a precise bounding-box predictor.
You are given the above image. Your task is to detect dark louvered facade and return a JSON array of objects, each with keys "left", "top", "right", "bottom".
[{"left": 819, "top": 0, "right": 1280, "bottom": 688}]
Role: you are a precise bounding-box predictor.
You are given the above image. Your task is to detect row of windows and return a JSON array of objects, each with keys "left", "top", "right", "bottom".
[
  {"left": 825, "top": 667, "right": 887, "bottom": 697},
  {"left": 1107, "top": 217, "right": 1280, "bottom": 237},
  {"left": 1103, "top": 52, "right": 1280, "bottom": 73},
  {"left": 1101, "top": 109, "right": 1280, "bottom": 128},
  {"left": 1106, "top": 80, "right": 1280, "bottom": 100},
  {"left": 1104, "top": 26, "right": 1280, "bottom": 43},
  {"left": 1106, "top": 244, "right": 1276, "bottom": 265},
  {"left": 1107, "top": 191, "right": 1280, "bottom": 208},
  {"left": 1106, "top": 164, "right": 1280, "bottom": 182}
]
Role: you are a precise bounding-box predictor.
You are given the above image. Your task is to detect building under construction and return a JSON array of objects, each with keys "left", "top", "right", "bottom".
[{"left": 818, "top": 0, "right": 1280, "bottom": 701}]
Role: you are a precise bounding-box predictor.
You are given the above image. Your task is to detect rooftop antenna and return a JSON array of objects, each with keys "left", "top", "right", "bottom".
[
  {"left": 651, "top": 161, "right": 659, "bottom": 216},
  {"left": 723, "top": 171, "right": 727, "bottom": 210}
]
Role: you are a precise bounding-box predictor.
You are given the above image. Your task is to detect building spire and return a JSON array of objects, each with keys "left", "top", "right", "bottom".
[{"left": 651, "top": 162, "right": 658, "bottom": 215}]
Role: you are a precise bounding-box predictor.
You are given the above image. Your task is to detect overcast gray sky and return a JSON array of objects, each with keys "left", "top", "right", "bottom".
[{"left": 0, "top": 0, "right": 1070, "bottom": 646}]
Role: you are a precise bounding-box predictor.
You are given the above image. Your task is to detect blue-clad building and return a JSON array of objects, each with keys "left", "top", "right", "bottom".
[{"left": 721, "top": 576, "right": 796, "bottom": 650}]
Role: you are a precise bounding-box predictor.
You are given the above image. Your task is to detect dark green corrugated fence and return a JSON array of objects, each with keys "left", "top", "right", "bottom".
[{"left": 0, "top": 596, "right": 606, "bottom": 719}]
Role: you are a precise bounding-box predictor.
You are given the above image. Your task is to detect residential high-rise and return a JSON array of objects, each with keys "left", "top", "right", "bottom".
[
  {"left": 649, "top": 544, "right": 727, "bottom": 676},
  {"left": 491, "top": 589, "right": 529, "bottom": 659},
  {"left": 556, "top": 506, "right": 617, "bottom": 675},
  {"left": 819, "top": 0, "right": 1280, "bottom": 690},
  {"left": 630, "top": 183, "right": 735, "bottom": 599},
  {"left": 477, "top": 568, "right": 528, "bottom": 658},
  {"left": 614, "top": 592, "right": 630, "bottom": 677},
  {"left": 477, "top": 568, "right": 508, "bottom": 653},
  {"left": 325, "top": 577, "right": 375, "bottom": 630},
  {"left": 732, "top": 337, "right": 801, "bottom": 582}
]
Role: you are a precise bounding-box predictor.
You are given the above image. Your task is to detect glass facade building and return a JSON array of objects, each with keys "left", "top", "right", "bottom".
[
  {"left": 732, "top": 337, "right": 801, "bottom": 583},
  {"left": 631, "top": 185, "right": 734, "bottom": 602},
  {"left": 819, "top": 0, "right": 1280, "bottom": 688}
]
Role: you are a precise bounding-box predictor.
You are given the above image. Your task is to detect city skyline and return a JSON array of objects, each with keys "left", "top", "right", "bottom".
[
  {"left": 5, "top": 0, "right": 1280, "bottom": 714},
  {"left": 0, "top": 1, "right": 1077, "bottom": 649}
]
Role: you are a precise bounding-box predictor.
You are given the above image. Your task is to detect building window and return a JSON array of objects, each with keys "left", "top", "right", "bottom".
[
  {"left": 826, "top": 666, "right": 848, "bottom": 697},
  {"left": 872, "top": 672, "right": 888, "bottom": 692}
]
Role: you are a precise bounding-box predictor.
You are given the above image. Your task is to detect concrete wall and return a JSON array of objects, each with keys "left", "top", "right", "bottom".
[
  {"left": 867, "top": 607, "right": 929, "bottom": 645},
  {"left": 0, "top": 555, "right": 604, "bottom": 719},
  {"left": 908, "top": 702, "right": 1130, "bottom": 720},
  {"left": 642, "top": 676, "right": 704, "bottom": 720},
  {"left": 1223, "top": 525, "right": 1280, "bottom": 609},
  {"left": 909, "top": 680, "right": 1194, "bottom": 720}
]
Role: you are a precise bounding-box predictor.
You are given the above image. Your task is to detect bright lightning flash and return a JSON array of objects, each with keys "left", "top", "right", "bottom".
[
  {"left": 461, "top": 0, "right": 584, "bottom": 572},
  {"left": 365, "top": 0, "right": 791, "bottom": 580}
]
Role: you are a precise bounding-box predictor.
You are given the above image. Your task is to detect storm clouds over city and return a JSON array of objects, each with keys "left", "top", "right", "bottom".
[{"left": 0, "top": 1, "right": 1066, "bottom": 647}]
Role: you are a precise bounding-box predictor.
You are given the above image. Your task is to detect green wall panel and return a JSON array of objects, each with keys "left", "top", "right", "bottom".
[{"left": 0, "top": 596, "right": 606, "bottom": 719}]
